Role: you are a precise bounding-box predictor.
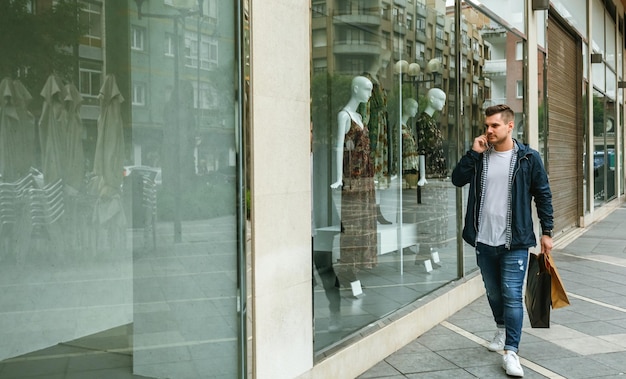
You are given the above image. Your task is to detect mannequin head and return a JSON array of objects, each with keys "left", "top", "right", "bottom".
[
  {"left": 427, "top": 88, "right": 446, "bottom": 110},
  {"left": 350, "top": 76, "right": 373, "bottom": 104},
  {"left": 402, "top": 98, "right": 418, "bottom": 120}
]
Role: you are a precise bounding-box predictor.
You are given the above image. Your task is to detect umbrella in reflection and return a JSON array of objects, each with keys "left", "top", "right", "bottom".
[
  {"left": 62, "top": 83, "right": 85, "bottom": 192},
  {"left": 92, "top": 74, "right": 126, "bottom": 231},
  {"left": 39, "top": 74, "right": 67, "bottom": 185},
  {"left": 0, "top": 77, "right": 36, "bottom": 182}
]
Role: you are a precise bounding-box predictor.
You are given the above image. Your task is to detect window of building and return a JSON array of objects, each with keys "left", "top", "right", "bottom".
[
  {"left": 185, "top": 32, "right": 217, "bottom": 69},
  {"left": 192, "top": 81, "right": 214, "bottom": 109},
  {"left": 382, "top": 2, "right": 391, "bottom": 20},
  {"left": 516, "top": 80, "right": 523, "bottom": 98},
  {"left": 131, "top": 26, "right": 145, "bottom": 51},
  {"left": 132, "top": 82, "right": 146, "bottom": 106},
  {"left": 393, "top": 7, "right": 405, "bottom": 25},
  {"left": 313, "top": 59, "right": 327, "bottom": 74},
  {"left": 436, "top": 25, "right": 445, "bottom": 45},
  {"left": 516, "top": 41, "right": 523, "bottom": 60},
  {"left": 312, "top": 30, "right": 327, "bottom": 48},
  {"left": 416, "top": 16, "right": 426, "bottom": 31},
  {"left": 79, "top": 60, "right": 102, "bottom": 98},
  {"left": 416, "top": 42, "right": 425, "bottom": 60},
  {"left": 312, "top": 2, "right": 326, "bottom": 17},
  {"left": 382, "top": 31, "right": 391, "bottom": 49},
  {"left": 79, "top": 1, "right": 102, "bottom": 47},
  {"left": 164, "top": 33, "right": 175, "bottom": 56}
]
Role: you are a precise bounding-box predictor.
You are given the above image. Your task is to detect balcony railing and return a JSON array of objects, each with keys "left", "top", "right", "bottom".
[
  {"left": 483, "top": 59, "right": 507, "bottom": 76},
  {"left": 333, "top": 40, "right": 382, "bottom": 55},
  {"left": 333, "top": 9, "right": 381, "bottom": 26}
]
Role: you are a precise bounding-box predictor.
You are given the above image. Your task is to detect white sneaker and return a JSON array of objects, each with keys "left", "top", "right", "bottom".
[
  {"left": 487, "top": 328, "right": 505, "bottom": 351},
  {"left": 502, "top": 351, "right": 524, "bottom": 377}
]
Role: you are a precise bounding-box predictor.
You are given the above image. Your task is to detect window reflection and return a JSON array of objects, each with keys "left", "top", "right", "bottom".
[
  {"left": 0, "top": 1, "right": 240, "bottom": 377},
  {"left": 311, "top": 0, "right": 529, "bottom": 354}
]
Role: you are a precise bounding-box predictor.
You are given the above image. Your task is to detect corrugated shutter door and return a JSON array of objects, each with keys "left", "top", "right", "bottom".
[{"left": 547, "top": 16, "right": 582, "bottom": 233}]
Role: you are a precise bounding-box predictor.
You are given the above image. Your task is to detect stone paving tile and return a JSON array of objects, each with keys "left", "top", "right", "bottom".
[
  {"left": 405, "top": 368, "right": 477, "bottom": 378},
  {"left": 384, "top": 350, "right": 457, "bottom": 374},
  {"left": 356, "top": 360, "right": 403, "bottom": 378},
  {"left": 534, "top": 355, "right": 619, "bottom": 378}
]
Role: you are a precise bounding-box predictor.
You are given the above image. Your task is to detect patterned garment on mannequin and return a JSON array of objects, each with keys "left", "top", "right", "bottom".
[
  {"left": 401, "top": 123, "right": 419, "bottom": 171},
  {"left": 416, "top": 112, "right": 447, "bottom": 178},
  {"left": 415, "top": 111, "right": 449, "bottom": 255},
  {"left": 358, "top": 73, "right": 390, "bottom": 187},
  {"left": 338, "top": 112, "right": 377, "bottom": 282}
]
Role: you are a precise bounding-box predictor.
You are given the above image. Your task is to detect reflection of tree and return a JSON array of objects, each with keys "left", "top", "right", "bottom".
[
  {"left": 537, "top": 102, "right": 546, "bottom": 137},
  {"left": 0, "top": 1, "right": 86, "bottom": 113},
  {"left": 592, "top": 94, "right": 604, "bottom": 136},
  {"left": 311, "top": 73, "right": 351, "bottom": 145}
]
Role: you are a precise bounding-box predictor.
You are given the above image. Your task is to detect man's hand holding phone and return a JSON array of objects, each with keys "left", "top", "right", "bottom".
[{"left": 472, "top": 134, "right": 491, "bottom": 154}]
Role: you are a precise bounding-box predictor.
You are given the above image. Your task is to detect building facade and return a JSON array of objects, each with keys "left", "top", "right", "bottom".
[{"left": 0, "top": 0, "right": 624, "bottom": 378}]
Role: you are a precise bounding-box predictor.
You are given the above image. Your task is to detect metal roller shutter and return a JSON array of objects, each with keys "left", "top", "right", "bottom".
[{"left": 546, "top": 16, "right": 583, "bottom": 233}]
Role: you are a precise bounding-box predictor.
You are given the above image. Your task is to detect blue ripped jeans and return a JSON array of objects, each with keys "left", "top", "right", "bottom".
[{"left": 476, "top": 243, "right": 529, "bottom": 353}]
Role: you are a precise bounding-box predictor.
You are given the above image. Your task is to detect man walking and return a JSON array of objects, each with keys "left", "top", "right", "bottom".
[{"left": 451, "top": 104, "right": 554, "bottom": 377}]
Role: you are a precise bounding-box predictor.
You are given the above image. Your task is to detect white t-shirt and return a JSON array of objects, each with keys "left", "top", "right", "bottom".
[{"left": 476, "top": 149, "right": 513, "bottom": 246}]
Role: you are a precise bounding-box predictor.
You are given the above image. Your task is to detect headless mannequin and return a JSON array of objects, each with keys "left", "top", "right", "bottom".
[
  {"left": 401, "top": 98, "right": 419, "bottom": 188},
  {"left": 417, "top": 88, "right": 447, "bottom": 186}
]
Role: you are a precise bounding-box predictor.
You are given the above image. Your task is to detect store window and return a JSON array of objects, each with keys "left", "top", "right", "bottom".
[
  {"left": 0, "top": 1, "right": 244, "bottom": 378},
  {"left": 310, "top": 0, "right": 528, "bottom": 355}
]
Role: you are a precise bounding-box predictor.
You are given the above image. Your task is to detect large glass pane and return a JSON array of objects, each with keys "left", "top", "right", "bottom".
[
  {"left": 459, "top": 4, "right": 525, "bottom": 271},
  {"left": 311, "top": 0, "right": 460, "bottom": 354},
  {"left": 593, "top": 89, "right": 607, "bottom": 206},
  {"left": 0, "top": 1, "right": 242, "bottom": 377}
]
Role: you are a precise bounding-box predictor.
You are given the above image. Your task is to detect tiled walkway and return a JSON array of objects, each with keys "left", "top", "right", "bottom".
[{"left": 359, "top": 202, "right": 626, "bottom": 378}]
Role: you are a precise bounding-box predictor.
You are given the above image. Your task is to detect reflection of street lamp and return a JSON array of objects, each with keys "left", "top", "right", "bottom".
[
  {"left": 394, "top": 58, "right": 442, "bottom": 203},
  {"left": 395, "top": 58, "right": 442, "bottom": 94},
  {"left": 133, "top": 0, "right": 203, "bottom": 243}
]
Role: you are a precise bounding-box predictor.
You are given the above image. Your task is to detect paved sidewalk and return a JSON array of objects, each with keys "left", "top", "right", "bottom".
[{"left": 359, "top": 202, "right": 626, "bottom": 378}]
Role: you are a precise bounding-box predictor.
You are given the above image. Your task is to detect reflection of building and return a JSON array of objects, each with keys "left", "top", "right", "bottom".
[{"left": 129, "top": 0, "right": 235, "bottom": 175}]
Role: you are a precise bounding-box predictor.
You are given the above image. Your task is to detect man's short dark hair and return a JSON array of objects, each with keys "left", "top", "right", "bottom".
[{"left": 485, "top": 104, "right": 514, "bottom": 123}]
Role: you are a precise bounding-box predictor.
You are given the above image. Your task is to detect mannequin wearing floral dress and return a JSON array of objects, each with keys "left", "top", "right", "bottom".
[{"left": 331, "top": 76, "right": 378, "bottom": 289}]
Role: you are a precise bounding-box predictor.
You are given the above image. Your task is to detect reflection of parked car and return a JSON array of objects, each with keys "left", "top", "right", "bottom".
[
  {"left": 123, "top": 165, "right": 162, "bottom": 186},
  {"left": 594, "top": 150, "right": 615, "bottom": 171}
]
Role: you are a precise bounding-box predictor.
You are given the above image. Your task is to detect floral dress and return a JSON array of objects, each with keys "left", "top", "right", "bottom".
[
  {"left": 338, "top": 111, "right": 377, "bottom": 283},
  {"left": 401, "top": 123, "right": 419, "bottom": 172},
  {"left": 358, "top": 73, "right": 389, "bottom": 187}
]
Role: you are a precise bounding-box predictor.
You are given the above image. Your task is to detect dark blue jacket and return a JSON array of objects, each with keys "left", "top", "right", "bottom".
[{"left": 451, "top": 140, "right": 553, "bottom": 249}]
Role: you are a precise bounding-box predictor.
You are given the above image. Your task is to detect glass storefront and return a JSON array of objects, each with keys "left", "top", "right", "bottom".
[
  {"left": 0, "top": 1, "right": 244, "bottom": 378},
  {"left": 591, "top": 0, "right": 619, "bottom": 207},
  {"left": 310, "top": 0, "right": 528, "bottom": 354}
]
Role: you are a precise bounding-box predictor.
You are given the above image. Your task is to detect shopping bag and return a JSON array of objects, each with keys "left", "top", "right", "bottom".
[
  {"left": 545, "top": 253, "right": 570, "bottom": 309},
  {"left": 525, "top": 253, "right": 552, "bottom": 328}
]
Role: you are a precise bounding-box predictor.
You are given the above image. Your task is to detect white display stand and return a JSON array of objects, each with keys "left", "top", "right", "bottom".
[{"left": 313, "top": 223, "right": 418, "bottom": 257}]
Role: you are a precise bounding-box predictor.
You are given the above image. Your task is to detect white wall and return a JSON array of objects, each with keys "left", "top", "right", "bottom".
[{"left": 249, "top": 1, "right": 313, "bottom": 378}]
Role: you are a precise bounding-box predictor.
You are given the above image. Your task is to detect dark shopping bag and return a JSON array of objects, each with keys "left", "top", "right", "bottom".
[{"left": 525, "top": 253, "right": 552, "bottom": 328}]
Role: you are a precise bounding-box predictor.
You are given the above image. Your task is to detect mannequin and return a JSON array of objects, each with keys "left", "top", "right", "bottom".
[
  {"left": 401, "top": 98, "right": 419, "bottom": 188},
  {"left": 414, "top": 87, "right": 448, "bottom": 268},
  {"left": 358, "top": 55, "right": 392, "bottom": 224},
  {"left": 331, "top": 75, "right": 378, "bottom": 294},
  {"left": 416, "top": 87, "right": 447, "bottom": 186}
]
